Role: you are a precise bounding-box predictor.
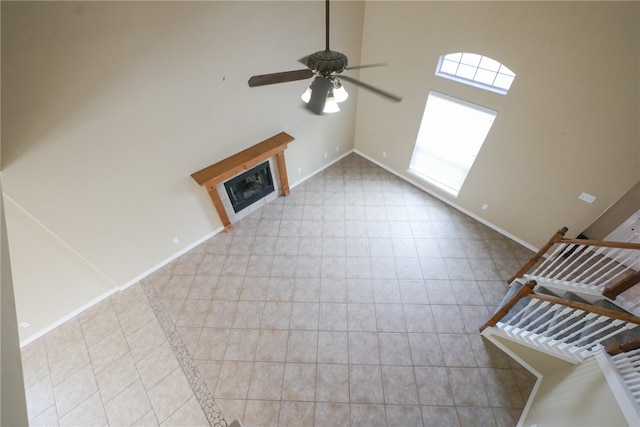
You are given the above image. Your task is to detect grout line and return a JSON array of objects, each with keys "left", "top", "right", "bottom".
[{"left": 141, "top": 278, "right": 227, "bottom": 427}]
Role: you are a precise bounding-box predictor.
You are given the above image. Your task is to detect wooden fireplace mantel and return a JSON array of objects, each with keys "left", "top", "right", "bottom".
[{"left": 191, "top": 131, "right": 294, "bottom": 231}]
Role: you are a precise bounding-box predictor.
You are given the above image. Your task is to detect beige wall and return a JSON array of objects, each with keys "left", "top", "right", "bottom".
[
  {"left": 491, "top": 336, "right": 629, "bottom": 427},
  {"left": 355, "top": 1, "right": 640, "bottom": 249},
  {"left": 1, "top": 1, "right": 364, "bottom": 342},
  {"left": 1, "top": 182, "right": 29, "bottom": 425}
]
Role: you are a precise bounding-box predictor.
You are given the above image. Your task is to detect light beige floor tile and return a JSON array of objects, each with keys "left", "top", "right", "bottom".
[
  {"left": 49, "top": 340, "right": 91, "bottom": 386},
  {"left": 278, "top": 401, "right": 315, "bottom": 427},
  {"left": 147, "top": 368, "right": 194, "bottom": 423},
  {"left": 261, "top": 301, "right": 292, "bottom": 329},
  {"left": 282, "top": 363, "right": 316, "bottom": 402},
  {"left": 230, "top": 301, "right": 264, "bottom": 329},
  {"left": 116, "top": 299, "right": 157, "bottom": 337},
  {"left": 21, "top": 346, "right": 50, "bottom": 389},
  {"left": 215, "top": 398, "right": 246, "bottom": 426},
  {"left": 247, "top": 362, "right": 285, "bottom": 401},
  {"left": 21, "top": 338, "right": 46, "bottom": 363},
  {"left": 350, "top": 403, "right": 386, "bottom": 427},
  {"left": 385, "top": 404, "right": 423, "bottom": 427},
  {"left": 224, "top": 329, "right": 259, "bottom": 361},
  {"left": 204, "top": 300, "right": 238, "bottom": 329},
  {"left": 25, "top": 376, "right": 55, "bottom": 420},
  {"left": 456, "top": 406, "right": 497, "bottom": 427},
  {"left": 408, "top": 333, "right": 444, "bottom": 366},
  {"left": 349, "top": 365, "right": 384, "bottom": 404},
  {"left": 136, "top": 341, "right": 180, "bottom": 390},
  {"left": 53, "top": 364, "right": 98, "bottom": 417},
  {"left": 318, "top": 302, "right": 348, "bottom": 330},
  {"left": 126, "top": 318, "right": 167, "bottom": 361},
  {"left": 131, "top": 409, "right": 160, "bottom": 426},
  {"left": 414, "top": 367, "right": 455, "bottom": 406},
  {"left": 317, "top": 331, "right": 348, "bottom": 364},
  {"left": 81, "top": 306, "right": 120, "bottom": 348},
  {"left": 193, "top": 328, "right": 230, "bottom": 360},
  {"left": 243, "top": 400, "right": 280, "bottom": 427},
  {"left": 290, "top": 302, "right": 319, "bottom": 330},
  {"left": 59, "top": 392, "right": 106, "bottom": 427},
  {"left": 44, "top": 318, "right": 84, "bottom": 357},
  {"left": 110, "top": 284, "right": 146, "bottom": 314},
  {"left": 375, "top": 303, "right": 406, "bottom": 332},
  {"left": 447, "top": 367, "right": 490, "bottom": 407},
  {"left": 95, "top": 353, "right": 139, "bottom": 403},
  {"left": 381, "top": 333, "right": 414, "bottom": 368},
  {"left": 347, "top": 303, "right": 377, "bottom": 331},
  {"left": 28, "top": 404, "right": 59, "bottom": 427},
  {"left": 215, "top": 361, "right": 253, "bottom": 399},
  {"left": 286, "top": 330, "right": 318, "bottom": 363},
  {"left": 348, "top": 331, "right": 380, "bottom": 365},
  {"left": 421, "top": 405, "right": 460, "bottom": 427},
  {"left": 255, "top": 329, "right": 288, "bottom": 362},
  {"left": 160, "top": 396, "right": 208, "bottom": 426},
  {"left": 381, "top": 365, "right": 419, "bottom": 405},
  {"left": 480, "top": 368, "right": 525, "bottom": 408},
  {"left": 439, "top": 334, "right": 478, "bottom": 367},
  {"left": 88, "top": 329, "right": 130, "bottom": 373},
  {"left": 316, "top": 364, "right": 349, "bottom": 403},
  {"left": 315, "top": 402, "right": 349, "bottom": 426}
]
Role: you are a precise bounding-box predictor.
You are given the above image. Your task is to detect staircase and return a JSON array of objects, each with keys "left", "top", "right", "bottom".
[{"left": 480, "top": 227, "right": 640, "bottom": 426}]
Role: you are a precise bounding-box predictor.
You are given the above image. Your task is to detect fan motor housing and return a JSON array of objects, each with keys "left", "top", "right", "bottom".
[{"left": 307, "top": 50, "right": 348, "bottom": 76}]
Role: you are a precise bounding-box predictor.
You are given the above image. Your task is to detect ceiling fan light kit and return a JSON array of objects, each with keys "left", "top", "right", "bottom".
[{"left": 247, "top": 0, "right": 401, "bottom": 115}]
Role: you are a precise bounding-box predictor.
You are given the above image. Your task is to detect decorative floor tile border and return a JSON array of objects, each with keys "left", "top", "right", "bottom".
[{"left": 141, "top": 278, "right": 227, "bottom": 427}]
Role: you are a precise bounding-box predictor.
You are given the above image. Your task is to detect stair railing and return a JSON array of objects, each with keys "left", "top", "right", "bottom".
[
  {"left": 510, "top": 227, "right": 640, "bottom": 300},
  {"left": 604, "top": 341, "right": 640, "bottom": 410},
  {"left": 481, "top": 280, "right": 640, "bottom": 363}
]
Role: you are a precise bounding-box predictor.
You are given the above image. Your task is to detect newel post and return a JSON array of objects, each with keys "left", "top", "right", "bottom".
[{"left": 479, "top": 280, "right": 537, "bottom": 332}]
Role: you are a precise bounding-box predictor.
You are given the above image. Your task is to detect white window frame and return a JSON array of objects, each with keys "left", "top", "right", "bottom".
[
  {"left": 408, "top": 91, "right": 497, "bottom": 197},
  {"left": 436, "top": 52, "right": 515, "bottom": 95}
]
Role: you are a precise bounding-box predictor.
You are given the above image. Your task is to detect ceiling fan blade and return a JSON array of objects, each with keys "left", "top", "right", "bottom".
[
  {"left": 299, "top": 55, "right": 311, "bottom": 67},
  {"left": 345, "top": 63, "right": 388, "bottom": 71},
  {"left": 306, "top": 76, "right": 333, "bottom": 114},
  {"left": 339, "top": 74, "right": 402, "bottom": 103},
  {"left": 248, "top": 69, "right": 314, "bottom": 87}
]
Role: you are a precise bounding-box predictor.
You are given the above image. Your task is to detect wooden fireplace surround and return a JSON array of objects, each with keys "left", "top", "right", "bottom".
[{"left": 191, "top": 132, "right": 294, "bottom": 231}]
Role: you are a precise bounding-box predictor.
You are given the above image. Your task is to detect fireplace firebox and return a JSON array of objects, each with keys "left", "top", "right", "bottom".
[{"left": 224, "top": 161, "right": 274, "bottom": 213}]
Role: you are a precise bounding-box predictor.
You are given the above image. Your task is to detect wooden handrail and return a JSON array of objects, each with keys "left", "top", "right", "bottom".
[
  {"left": 508, "top": 227, "right": 568, "bottom": 284},
  {"left": 558, "top": 238, "right": 640, "bottom": 250},
  {"left": 606, "top": 337, "right": 640, "bottom": 355},
  {"left": 603, "top": 271, "right": 640, "bottom": 300},
  {"left": 529, "top": 293, "right": 640, "bottom": 325},
  {"left": 479, "top": 280, "right": 537, "bottom": 332}
]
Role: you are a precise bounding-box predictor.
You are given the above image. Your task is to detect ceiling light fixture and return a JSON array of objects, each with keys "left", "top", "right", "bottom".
[{"left": 301, "top": 78, "right": 348, "bottom": 114}]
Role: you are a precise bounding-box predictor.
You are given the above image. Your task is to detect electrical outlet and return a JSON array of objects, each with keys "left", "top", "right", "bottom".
[
  {"left": 298, "top": 168, "right": 302, "bottom": 174},
  {"left": 336, "top": 146, "right": 339, "bottom": 152},
  {"left": 482, "top": 204, "right": 488, "bottom": 210},
  {"left": 172, "top": 237, "right": 180, "bottom": 244},
  {"left": 19, "top": 321, "right": 31, "bottom": 328},
  {"left": 324, "top": 152, "right": 328, "bottom": 158},
  {"left": 383, "top": 152, "right": 387, "bottom": 157},
  {"left": 578, "top": 192, "right": 597, "bottom": 204}
]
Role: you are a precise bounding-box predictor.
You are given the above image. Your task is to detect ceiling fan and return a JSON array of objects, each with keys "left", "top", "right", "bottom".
[{"left": 247, "top": 0, "right": 402, "bottom": 115}]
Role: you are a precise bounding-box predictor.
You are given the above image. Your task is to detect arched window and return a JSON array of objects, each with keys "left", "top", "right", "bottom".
[{"left": 436, "top": 52, "right": 515, "bottom": 94}]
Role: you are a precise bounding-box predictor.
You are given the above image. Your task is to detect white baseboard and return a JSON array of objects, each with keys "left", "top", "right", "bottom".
[
  {"left": 353, "top": 149, "right": 539, "bottom": 253},
  {"left": 290, "top": 150, "right": 355, "bottom": 189},
  {"left": 20, "top": 226, "right": 224, "bottom": 347}
]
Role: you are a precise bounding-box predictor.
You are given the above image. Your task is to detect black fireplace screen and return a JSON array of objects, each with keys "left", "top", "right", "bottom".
[{"left": 224, "top": 161, "right": 275, "bottom": 213}]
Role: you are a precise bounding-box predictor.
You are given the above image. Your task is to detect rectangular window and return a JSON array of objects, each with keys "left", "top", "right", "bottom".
[{"left": 408, "top": 91, "right": 496, "bottom": 197}]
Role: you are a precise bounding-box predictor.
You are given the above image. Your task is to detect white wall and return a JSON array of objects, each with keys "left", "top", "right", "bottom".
[
  {"left": 354, "top": 1, "right": 640, "bottom": 249},
  {"left": 1, "top": 1, "right": 364, "bottom": 342}
]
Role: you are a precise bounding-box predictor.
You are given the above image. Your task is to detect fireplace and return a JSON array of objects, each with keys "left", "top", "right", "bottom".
[
  {"left": 224, "top": 161, "right": 274, "bottom": 213},
  {"left": 191, "top": 132, "right": 294, "bottom": 231}
]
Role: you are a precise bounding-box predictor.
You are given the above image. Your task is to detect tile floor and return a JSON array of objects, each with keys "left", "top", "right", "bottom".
[{"left": 21, "top": 153, "right": 537, "bottom": 426}]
